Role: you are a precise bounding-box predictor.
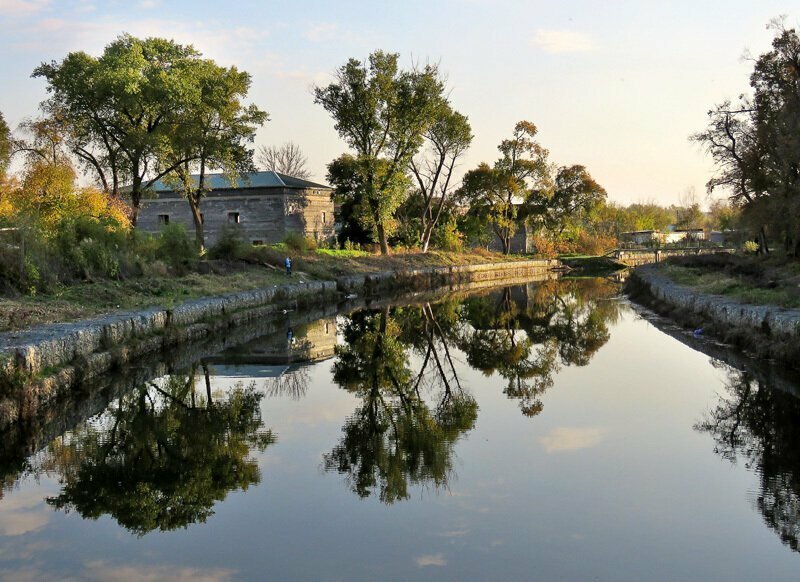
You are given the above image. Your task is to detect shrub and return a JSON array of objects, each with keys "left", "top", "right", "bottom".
[
  {"left": 431, "top": 219, "right": 464, "bottom": 252},
  {"left": 283, "top": 231, "right": 318, "bottom": 252},
  {"left": 155, "top": 223, "right": 196, "bottom": 269},
  {"left": 529, "top": 235, "right": 559, "bottom": 258},
  {"left": 208, "top": 225, "right": 248, "bottom": 260},
  {"left": 743, "top": 240, "right": 759, "bottom": 254},
  {"left": 574, "top": 231, "right": 618, "bottom": 256}
]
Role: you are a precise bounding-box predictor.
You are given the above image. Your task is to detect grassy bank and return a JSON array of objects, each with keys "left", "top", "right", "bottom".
[
  {"left": 658, "top": 254, "right": 800, "bottom": 308},
  {"left": 0, "top": 249, "right": 527, "bottom": 332}
]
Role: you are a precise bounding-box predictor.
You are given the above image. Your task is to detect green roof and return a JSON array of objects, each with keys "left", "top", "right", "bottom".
[{"left": 148, "top": 171, "right": 329, "bottom": 192}]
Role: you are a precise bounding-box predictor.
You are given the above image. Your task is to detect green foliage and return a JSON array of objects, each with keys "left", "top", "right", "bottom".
[
  {"left": 431, "top": 217, "right": 464, "bottom": 252},
  {"left": 154, "top": 223, "right": 196, "bottom": 269},
  {"left": 207, "top": 225, "right": 248, "bottom": 260},
  {"left": 458, "top": 121, "right": 551, "bottom": 254},
  {"left": 693, "top": 20, "right": 800, "bottom": 255},
  {"left": 0, "top": 111, "right": 10, "bottom": 176},
  {"left": 283, "top": 231, "right": 318, "bottom": 252},
  {"left": 316, "top": 51, "right": 445, "bottom": 254}
]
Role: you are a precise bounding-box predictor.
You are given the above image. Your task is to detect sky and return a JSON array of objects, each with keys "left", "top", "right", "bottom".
[{"left": 0, "top": 0, "right": 796, "bottom": 207}]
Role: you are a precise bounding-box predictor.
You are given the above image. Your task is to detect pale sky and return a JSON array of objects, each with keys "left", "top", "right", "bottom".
[{"left": 0, "top": 0, "right": 795, "bottom": 206}]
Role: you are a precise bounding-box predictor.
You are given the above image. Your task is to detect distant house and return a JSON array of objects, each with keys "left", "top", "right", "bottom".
[
  {"left": 136, "top": 171, "right": 334, "bottom": 246},
  {"left": 671, "top": 228, "right": 706, "bottom": 242},
  {"left": 620, "top": 230, "right": 658, "bottom": 245}
]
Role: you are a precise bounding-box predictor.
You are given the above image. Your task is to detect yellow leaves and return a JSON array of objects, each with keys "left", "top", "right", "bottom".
[{"left": 2, "top": 161, "right": 131, "bottom": 234}]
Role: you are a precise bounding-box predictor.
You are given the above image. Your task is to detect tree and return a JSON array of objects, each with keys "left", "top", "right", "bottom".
[
  {"left": 409, "top": 103, "right": 473, "bottom": 252},
  {"left": 314, "top": 51, "right": 444, "bottom": 254},
  {"left": 257, "top": 142, "right": 310, "bottom": 179},
  {"left": 459, "top": 121, "right": 551, "bottom": 254},
  {"left": 693, "top": 20, "right": 800, "bottom": 255},
  {"left": 33, "top": 34, "right": 264, "bottom": 227},
  {"left": 0, "top": 111, "right": 10, "bottom": 177},
  {"left": 162, "top": 59, "right": 267, "bottom": 250},
  {"left": 530, "top": 164, "right": 606, "bottom": 235}
]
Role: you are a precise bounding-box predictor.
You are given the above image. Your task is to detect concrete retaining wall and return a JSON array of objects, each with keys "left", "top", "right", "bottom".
[
  {"left": 0, "top": 259, "right": 559, "bottom": 424},
  {"left": 629, "top": 264, "right": 800, "bottom": 338}
]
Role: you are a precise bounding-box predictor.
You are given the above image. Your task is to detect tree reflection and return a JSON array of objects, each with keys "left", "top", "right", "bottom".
[
  {"left": 696, "top": 364, "right": 800, "bottom": 552},
  {"left": 457, "top": 279, "right": 619, "bottom": 416},
  {"left": 324, "top": 279, "right": 619, "bottom": 501},
  {"left": 324, "top": 305, "right": 477, "bottom": 503},
  {"left": 43, "top": 364, "right": 275, "bottom": 536}
]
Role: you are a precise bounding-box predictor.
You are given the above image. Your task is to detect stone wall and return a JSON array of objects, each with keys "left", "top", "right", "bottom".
[
  {"left": 0, "top": 259, "right": 559, "bottom": 428},
  {"left": 137, "top": 186, "right": 335, "bottom": 246},
  {"left": 628, "top": 264, "right": 800, "bottom": 338}
]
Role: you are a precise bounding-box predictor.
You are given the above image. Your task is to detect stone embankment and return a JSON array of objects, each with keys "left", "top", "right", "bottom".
[
  {"left": 0, "top": 259, "right": 558, "bottom": 425},
  {"left": 611, "top": 247, "right": 736, "bottom": 267},
  {"left": 627, "top": 264, "right": 800, "bottom": 367}
]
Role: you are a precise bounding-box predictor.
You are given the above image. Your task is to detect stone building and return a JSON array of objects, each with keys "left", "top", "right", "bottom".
[{"left": 136, "top": 171, "right": 334, "bottom": 246}]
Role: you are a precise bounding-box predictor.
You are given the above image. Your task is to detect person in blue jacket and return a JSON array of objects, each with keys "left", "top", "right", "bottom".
[{"left": 285, "top": 256, "right": 292, "bottom": 276}]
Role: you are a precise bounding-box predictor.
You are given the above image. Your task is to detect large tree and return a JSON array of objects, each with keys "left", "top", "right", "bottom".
[
  {"left": 409, "top": 103, "right": 473, "bottom": 252},
  {"left": 33, "top": 34, "right": 263, "bottom": 228},
  {"left": 163, "top": 59, "right": 267, "bottom": 250},
  {"left": 693, "top": 20, "right": 800, "bottom": 254},
  {"left": 315, "top": 51, "right": 444, "bottom": 254},
  {"left": 459, "top": 121, "right": 551, "bottom": 254},
  {"left": 529, "top": 164, "right": 606, "bottom": 235},
  {"left": 0, "top": 111, "right": 10, "bottom": 177},
  {"left": 257, "top": 141, "right": 310, "bottom": 179}
]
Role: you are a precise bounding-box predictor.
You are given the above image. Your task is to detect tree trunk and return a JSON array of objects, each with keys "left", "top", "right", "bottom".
[
  {"left": 421, "top": 222, "right": 435, "bottom": 253},
  {"left": 377, "top": 223, "right": 389, "bottom": 255},
  {"left": 759, "top": 226, "right": 770, "bottom": 255},
  {"left": 188, "top": 193, "right": 205, "bottom": 251}
]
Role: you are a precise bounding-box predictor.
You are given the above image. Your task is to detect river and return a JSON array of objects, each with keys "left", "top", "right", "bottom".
[{"left": 0, "top": 278, "right": 798, "bottom": 581}]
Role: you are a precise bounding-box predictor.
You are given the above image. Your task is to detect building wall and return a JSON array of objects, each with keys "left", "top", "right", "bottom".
[{"left": 137, "top": 187, "right": 334, "bottom": 246}]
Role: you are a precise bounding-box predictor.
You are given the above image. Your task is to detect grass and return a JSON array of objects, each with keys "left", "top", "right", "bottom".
[
  {"left": 662, "top": 262, "right": 800, "bottom": 308},
  {"left": 0, "top": 265, "right": 289, "bottom": 332}
]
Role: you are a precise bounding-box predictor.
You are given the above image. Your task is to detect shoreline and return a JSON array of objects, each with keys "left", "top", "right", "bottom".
[
  {"left": 626, "top": 264, "right": 800, "bottom": 369},
  {"left": 0, "top": 259, "right": 558, "bottom": 428}
]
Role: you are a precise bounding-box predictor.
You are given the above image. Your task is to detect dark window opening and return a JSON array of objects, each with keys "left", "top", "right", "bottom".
[
  {"left": 158, "top": 214, "right": 169, "bottom": 225},
  {"left": 252, "top": 240, "right": 264, "bottom": 246},
  {"left": 322, "top": 211, "right": 327, "bottom": 224},
  {"left": 228, "top": 212, "right": 240, "bottom": 224}
]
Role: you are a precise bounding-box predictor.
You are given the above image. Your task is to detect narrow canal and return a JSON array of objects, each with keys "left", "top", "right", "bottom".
[{"left": 0, "top": 278, "right": 798, "bottom": 580}]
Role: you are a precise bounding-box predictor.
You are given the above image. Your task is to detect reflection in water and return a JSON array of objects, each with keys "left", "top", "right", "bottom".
[
  {"left": 325, "top": 305, "right": 478, "bottom": 503},
  {"left": 457, "top": 278, "right": 620, "bottom": 416},
  {"left": 323, "top": 279, "right": 621, "bottom": 501},
  {"left": 41, "top": 364, "right": 275, "bottom": 536},
  {"left": 696, "top": 364, "right": 800, "bottom": 552}
]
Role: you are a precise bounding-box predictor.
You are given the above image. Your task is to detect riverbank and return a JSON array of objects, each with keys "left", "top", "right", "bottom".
[
  {"left": 0, "top": 258, "right": 558, "bottom": 428},
  {"left": 627, "top": 260, "right": 800, "bottom": 369},
  {"left": 0, "top": 250, "right": 528, "bottom": 333}
]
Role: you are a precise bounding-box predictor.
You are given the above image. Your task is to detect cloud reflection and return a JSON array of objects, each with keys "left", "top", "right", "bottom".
[{"left": 538, "top": 427, "right": 606, "bottom": 453}]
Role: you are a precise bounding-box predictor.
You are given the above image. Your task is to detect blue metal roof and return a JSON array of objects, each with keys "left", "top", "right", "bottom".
[{"left": 148, "top": 171, "right": 329, "bottom": 192}]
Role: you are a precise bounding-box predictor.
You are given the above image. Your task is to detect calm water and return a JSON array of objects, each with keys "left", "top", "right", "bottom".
[{"left": 1, "top": 278, "right": 799, "bottom": 581}]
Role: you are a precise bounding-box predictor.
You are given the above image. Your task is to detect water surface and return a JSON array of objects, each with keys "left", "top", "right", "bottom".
[{"left": 0, "top": 278, "right": 798, "bottom": 580}]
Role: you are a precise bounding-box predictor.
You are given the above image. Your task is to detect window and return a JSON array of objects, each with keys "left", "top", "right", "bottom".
[
  {"left": 252, "top": 240, "right": 264, "bottom": 246},
  {"left": 228, "top": 212, "right": 240, "bottom": 224},
  {"left": 158, "top": 214, "right": 169, "bottom": 225},
  {"left": 322, "top": 211, "right": 327, "bottom": 224}
]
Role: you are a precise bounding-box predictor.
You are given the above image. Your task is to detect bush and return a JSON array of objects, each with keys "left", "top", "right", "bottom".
[
  {"left": 155, "top": 223, "right": 196, "bottom": 269},
  {"left": 431, "top": 219, "right": 464, "bottom": 252},
  {"left": 574, "top": 231, "right": 618, "bottom": 256},
  {"left": 283, "top": 232, "right": 317, "bottom": 252},
  {"left": 208, "top": 225, "right": 248, "bottom": 260},
  {"left": 743, "top": 240, "right": 759, "bottom": 254},
  {"left": 529, "top": 235, "right": 559, "bottom": 258}
]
